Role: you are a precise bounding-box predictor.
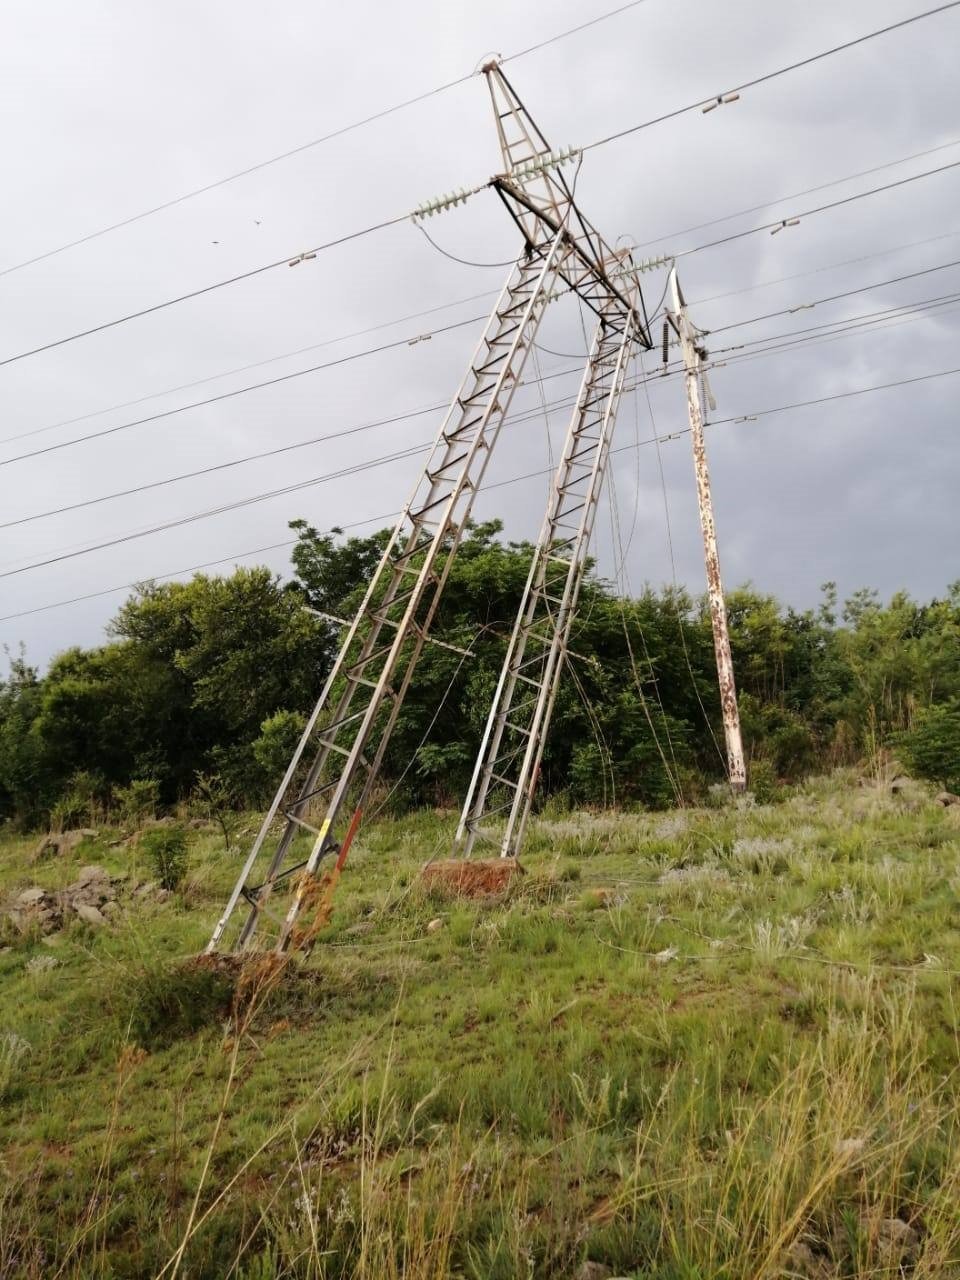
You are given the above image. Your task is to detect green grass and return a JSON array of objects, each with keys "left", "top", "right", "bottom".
[{"left": 1, "top": 774, "right": 960, "bottom": 1277}]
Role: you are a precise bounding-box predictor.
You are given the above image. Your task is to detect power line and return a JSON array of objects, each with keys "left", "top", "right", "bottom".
[
  {"left": 5, "top": 7, "right": 956, "bottom": 374},
  {"left": 10, "top": 220, "right": 958, "bottom": 458},
  {"left": 5, "top": 216, "right": 952, "bottom": 462},
  {"left": 9, "top": 286, "right": 958, "bottom": 531},
  {"left": 689, "top": 229, "right": 960, "bottom": 307},
  {"left": 0, "top": 213, "right": 414, "bottom": 371},
  {"left": 11, "top": 267, "right": 959, "bottom": 535},
  {"left": 5, "top": 361, "right": 957, "bottom": 590},
  {"left": 707, "top": 364, "right": 960, "bottom": 429},
  {"left": 632, "top": 136, "right": 960, "bottom": 251},
  {"left": 414, "top": 220, "right": 517, "bottom": 269},
  {"left": 0, "top": 287, "right": 498, "bottom": 448},
  {"left": 675, "top": 159, "right": 960, "bottom": 259},
  {"left": 0, "top": 365, "right": 581, "bottom": 528},
  {"left": 11, "top": 225, "right": 952, "bottom": 476},
  {"left": 0, "top": 441, "right": 435, "bottom": 581},
  {"left": 0, "top": 0, "right": 654, "bottom": 280},
  {"left": 584, "top": 1, "right": 960, "bottom": 154},
  {"left": 501, "top": 0, "right": 653, "bottom": 62},
  {"left": 706, "top": 257, "right": 960, "bottom": 335},
  {"left": 672, "top": 295, "right": 960, "bottom": 388},
  {"left": 0, "top": 520, "right": 394, "bottom": 626},
  {"left": 709, "top": 296, "right": 960, "bottom": 373},
  {"left": 0, "top": 388, "right": 594, "bottom": 573},
  {"left": 0, "top": 313, "right": 486, "bottom": 467},
  {"left": 0, "top": 404, "right": 448, "bottom": 530},
  {"left": 711, "top": 290, "right": 960, "bottom": 358}
]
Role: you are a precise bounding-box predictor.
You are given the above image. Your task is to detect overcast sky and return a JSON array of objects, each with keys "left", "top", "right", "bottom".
[{"left": 1, "top": 0, "right": 957, "bottom": 669}]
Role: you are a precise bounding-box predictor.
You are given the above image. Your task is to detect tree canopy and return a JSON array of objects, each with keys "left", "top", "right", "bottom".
[{"left": 2, "top": 522, "right": 957, "bottom": 828}]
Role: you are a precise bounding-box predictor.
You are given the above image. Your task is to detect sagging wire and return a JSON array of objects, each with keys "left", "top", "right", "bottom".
[
  {"left": 636, "top": 346, "right": 728, "bottom": 772},
  {"left": 607, "top": 461, "right": 685, "bottom": 808},
  {"left": 564, "top": 651, "right": 617, "bottom": 810},
  {"left": 366, "top": 618, "right": 506, "bottom": 824},
  {"left": 413, "top": 219, "right": 517, "bottom": 269},
  {"left": 530, "top": 345, "right": 556, "bottom": 500}
]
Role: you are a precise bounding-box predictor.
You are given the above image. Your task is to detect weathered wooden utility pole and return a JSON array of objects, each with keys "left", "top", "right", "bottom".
[{"left": 666, "top": 266, "right": 746, "bottom": 792}]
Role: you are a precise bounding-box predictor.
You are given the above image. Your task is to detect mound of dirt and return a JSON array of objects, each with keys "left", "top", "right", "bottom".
[{"left": 421, "top": 859, "right": 522, "bottom": 898}]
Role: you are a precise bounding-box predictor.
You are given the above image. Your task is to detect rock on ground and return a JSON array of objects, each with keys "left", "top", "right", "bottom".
[{"left": 30, "top": 829, "right": 96, "bottom": 863}]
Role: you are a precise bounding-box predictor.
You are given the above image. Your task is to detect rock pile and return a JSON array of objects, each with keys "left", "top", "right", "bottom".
[{"left": 6, "top": 865, "right": 120, "bottom": 934}]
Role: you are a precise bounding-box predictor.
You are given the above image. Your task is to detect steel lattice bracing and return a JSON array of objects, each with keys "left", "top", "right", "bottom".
[
  {"left": 208, "top": 62, "right": 651, "bottom": 953},
  {"left": 454, "top": 294, "right": 640, "bottom": 859}
]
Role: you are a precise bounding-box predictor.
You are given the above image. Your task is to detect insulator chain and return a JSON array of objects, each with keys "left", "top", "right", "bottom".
[{"left": 410, "top": 146, "right": 580, "bottom": 222}]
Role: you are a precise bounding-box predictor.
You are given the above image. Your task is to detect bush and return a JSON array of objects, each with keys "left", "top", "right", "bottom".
[
  {"left": 140, "top": 825, "right": 189, "bottom": 890},
  {"left": 748, "top": 759, "right": 778, "bottom": 804},
  {"left": 192, "top": 772, "right": 242, "bottom": 849},
  {"left": 252, "top": 709, "right": 307, "bottom": 797},
  {"left": 49, "top": 769, "right": 105, "bottom": 831},
  {"left": 898, "top": 703, "right": 960, "bottom": 793},
  {"left": 114, "top": 778, "right": 160, "bottom": 829}
]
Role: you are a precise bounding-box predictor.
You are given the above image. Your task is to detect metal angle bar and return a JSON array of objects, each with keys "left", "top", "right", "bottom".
[
  {"left": 492, "top": 178, "right": 646, "bottom": 337},
  {"left": 503, "top": 720, "right": 533, "bottom": 737},
  {"left": 489, "top": 771, "right": 521, "bottom": 790},
  {"left": 287, "top": 777, "right": 338, "bottom": 808},
  {"left": 282, "top": 812, "right": 322, "bottom": 836}
]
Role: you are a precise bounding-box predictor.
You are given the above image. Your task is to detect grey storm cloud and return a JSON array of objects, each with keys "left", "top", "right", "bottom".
[{"left": 1, "top": 0, "right": 957, "bottom": 668}]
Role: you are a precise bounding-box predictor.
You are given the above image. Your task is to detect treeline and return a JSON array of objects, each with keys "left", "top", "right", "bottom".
[{"left": 1, "top": 519, "right": 958, "bottom": 829}]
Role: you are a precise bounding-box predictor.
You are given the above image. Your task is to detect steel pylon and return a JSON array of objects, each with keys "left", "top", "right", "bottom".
[{"left": 208, "top": 62, "right": 651, "bottom": 954}]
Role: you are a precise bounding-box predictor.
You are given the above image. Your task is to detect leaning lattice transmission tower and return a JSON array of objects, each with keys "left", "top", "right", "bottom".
[{"left": 209, "top": 62, "right": 653, "bottom": 954}]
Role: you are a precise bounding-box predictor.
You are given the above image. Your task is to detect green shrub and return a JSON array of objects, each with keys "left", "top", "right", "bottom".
[
  {"left": 114, "top": 778, "right": 160, "bottom": 829},
  {"left": 50, "top": 769, "right": 104, "bottom": 830},
  {"left": 140, "top": 824, "right": 189, "bottom": 890},
  {"left": 252, "top": 709, "right": 307, "bottom": 797},
  {"left": 192, "top": 771, "right": 243, "bottom": 848},
  {"left": 898, "top": 703, "right": 960, "bottom": 793},
  {"left": 748, "top": 759, "right": 778, "bottom": 804}
]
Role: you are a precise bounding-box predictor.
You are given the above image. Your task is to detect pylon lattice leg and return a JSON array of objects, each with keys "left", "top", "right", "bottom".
[{"left": 454, "top": 297, "right": 639, "bottom": 860}]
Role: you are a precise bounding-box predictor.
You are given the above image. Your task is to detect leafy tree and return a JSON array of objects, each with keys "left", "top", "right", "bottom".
[{"left": 0, "top": 651, "right": 49, "bottom": 825}]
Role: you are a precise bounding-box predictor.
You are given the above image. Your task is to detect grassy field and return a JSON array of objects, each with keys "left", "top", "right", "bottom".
[{"left": 2, "top": 772, "right": 959, "bottom": 1278}]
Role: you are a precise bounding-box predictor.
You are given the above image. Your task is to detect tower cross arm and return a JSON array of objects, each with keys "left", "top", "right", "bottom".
[{"left": 491, "top": 176, "right": 652, "bottom": 343}]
